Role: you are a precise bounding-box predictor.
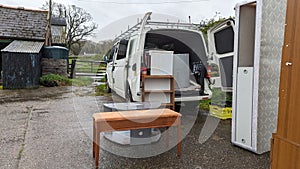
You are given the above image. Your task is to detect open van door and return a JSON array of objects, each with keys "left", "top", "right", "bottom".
[
  {"left": 134, "top": 12, "right": 152, "bottom": 99},
  {"left": 208, "top": 19, "right": 235, "bottom": 91},
  {"left": 106, "top": 46, "right": 117, "bottom": 92},
  {"left": 113, "top": 39, "right": 129, "bottom": 98}
]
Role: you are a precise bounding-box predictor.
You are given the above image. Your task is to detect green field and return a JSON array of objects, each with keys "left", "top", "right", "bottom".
[{"left": 69, "top": 55, "right": 106, "bottom": 74}]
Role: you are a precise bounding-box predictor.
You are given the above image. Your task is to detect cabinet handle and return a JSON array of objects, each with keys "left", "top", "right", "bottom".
[{"left": 285, "top": 62, "right": 292, "bottom": 66}]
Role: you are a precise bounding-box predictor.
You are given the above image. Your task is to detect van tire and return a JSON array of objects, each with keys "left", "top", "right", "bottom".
[
  {"left": 106, "top": 83, "right": 111, "bottom": 93},
  {"left": 175, "top": 102, "right": 181, "bottom": 112},
  {"left": 126, "top": 87, "right": 133, "bottom": 102}
]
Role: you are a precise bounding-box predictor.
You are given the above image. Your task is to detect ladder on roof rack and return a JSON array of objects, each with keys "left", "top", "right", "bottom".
[{"left": 114, "top": 12, "right": 200, "bottom": 42}]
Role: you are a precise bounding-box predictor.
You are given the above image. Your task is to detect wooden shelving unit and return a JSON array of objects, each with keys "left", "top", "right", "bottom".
[{"left": 142, "top": 75, "right": 175, "bottom": 110}]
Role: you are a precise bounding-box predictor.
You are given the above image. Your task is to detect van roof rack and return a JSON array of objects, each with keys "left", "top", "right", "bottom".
[{"left": 114, "top": 12, "right": 200, "bottom": 42}]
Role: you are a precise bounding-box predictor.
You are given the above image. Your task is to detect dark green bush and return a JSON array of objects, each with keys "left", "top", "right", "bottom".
[{"left": 40, "top": 74, "right": 71, "bottom": 87}]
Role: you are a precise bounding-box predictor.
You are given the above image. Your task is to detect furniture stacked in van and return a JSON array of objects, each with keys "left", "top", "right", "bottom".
[{"left": 105, "top": 12, "right": 211, "bottom": 105}]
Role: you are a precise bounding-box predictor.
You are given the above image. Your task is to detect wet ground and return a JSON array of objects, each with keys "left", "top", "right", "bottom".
[{"left": 0, "top": 86, "right": 270, "bottom": 169}]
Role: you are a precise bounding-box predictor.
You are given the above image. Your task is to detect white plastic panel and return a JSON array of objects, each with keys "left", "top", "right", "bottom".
[
  {"left": 173, "top": 54, "right": 190, "bottom": 89},
  {"left": 150, "top": 50, "right": 174, "bottom": 75},
  {"left": 144, "top": 78, "right": 171, "bottom": 90},
  {"left": 235, "top": 67, "right": 253, "bottom": 147},
  {"left": 144, "top": 93, "right": 171, "bottom": 103}
]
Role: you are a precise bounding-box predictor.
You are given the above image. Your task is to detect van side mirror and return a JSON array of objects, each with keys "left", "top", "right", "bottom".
[{"left": 103, "top": 55, "right": 109, "bottom": 62}]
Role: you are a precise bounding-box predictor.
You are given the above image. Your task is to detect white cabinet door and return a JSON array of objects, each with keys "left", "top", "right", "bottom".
[{"left": 235, "top": 67, "right": 253, "bottom": 147}]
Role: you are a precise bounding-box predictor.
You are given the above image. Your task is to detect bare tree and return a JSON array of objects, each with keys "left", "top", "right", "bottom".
[{"left": 42, "top": 2, "right": 98, "bottom": 54}]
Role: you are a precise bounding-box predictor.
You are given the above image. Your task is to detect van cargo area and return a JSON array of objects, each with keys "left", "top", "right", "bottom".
[
  {"left": 105, "top": 12, "right": 212, "bottom": 103},
  {"left": 143, "top": 29, "right": 211, "bottom": 99}
]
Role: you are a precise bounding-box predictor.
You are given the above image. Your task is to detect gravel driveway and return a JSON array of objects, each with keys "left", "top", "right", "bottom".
[{"left": 0, "top": 86, "right": 269, "bottom": 169}]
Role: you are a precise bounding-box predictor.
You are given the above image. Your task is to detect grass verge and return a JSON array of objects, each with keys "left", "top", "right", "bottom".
[
  {"left": 40, "top": 74, "right": 94, "bottom": 87},
  {"left": 95, "top": 84, "right": 110, "bottom": 96},
  {"left": 199, "top": 99, "right": 211, "bottom": 111},
  {"left": 72, "top": 77, "right": 94, "bottom": 86},
  {"left": 199, "top": 88, "right": 233, "bottom": 111},
  {"left": 18, "top": 144, "right": 25, "bottom": 159}
]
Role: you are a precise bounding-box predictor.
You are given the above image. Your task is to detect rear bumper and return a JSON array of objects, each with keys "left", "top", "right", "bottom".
[{"left": 175, "top": 95, "right": 211, "bottom": 102}]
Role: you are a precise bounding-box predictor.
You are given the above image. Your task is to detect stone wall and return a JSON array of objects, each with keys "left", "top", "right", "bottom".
[{"left": 41, "top": 58, "right": 68, "bottom": 77}]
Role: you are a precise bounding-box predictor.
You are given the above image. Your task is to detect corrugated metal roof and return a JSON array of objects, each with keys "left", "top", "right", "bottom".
[{"left": 1, "top": 40, "right": 44, "bottom": 53}]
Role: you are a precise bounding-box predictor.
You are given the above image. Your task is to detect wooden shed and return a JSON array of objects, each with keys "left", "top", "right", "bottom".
[
  {"left": 0, "top": 5, "right": 48, "bottom": 75},
  {"left": 1, "top": 40, "right": 44, "bottom": 89}
]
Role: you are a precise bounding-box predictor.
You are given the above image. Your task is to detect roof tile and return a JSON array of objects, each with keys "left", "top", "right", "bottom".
[{"left": 0, "top": 6, "right": 48, "bottom": 40}]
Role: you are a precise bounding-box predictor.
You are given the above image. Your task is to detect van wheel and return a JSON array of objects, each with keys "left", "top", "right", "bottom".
[
  {"left": 106, "top": 83, "right": 111, "bottom": 93},
  {"left": 126, "top": 87, "right": 133, "bottom": 102},
  {"left": 175, "top": 102, "right": 181, "bottom": 112}
]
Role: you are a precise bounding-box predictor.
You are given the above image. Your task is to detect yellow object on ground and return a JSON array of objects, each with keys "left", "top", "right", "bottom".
[
  {"left": 0, "top": 86, "right": 2, "bottom": 90},
  {"left": 209, "top": 105, "right": 232, "bottom": 120}
]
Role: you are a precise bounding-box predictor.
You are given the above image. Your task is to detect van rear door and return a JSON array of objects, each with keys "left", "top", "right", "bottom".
[{"left": 208, "top": 19, "right": 235, "bottom": 91}]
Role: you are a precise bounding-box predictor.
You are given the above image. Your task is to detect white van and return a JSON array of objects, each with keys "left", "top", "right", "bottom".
[{"left": 104, "top": 12, "right": 213, "bottom": 108}]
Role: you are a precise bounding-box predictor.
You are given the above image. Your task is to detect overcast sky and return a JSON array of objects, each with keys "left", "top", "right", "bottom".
[{"left": 0, "top": 0, "right": 244, "bottom": 41}]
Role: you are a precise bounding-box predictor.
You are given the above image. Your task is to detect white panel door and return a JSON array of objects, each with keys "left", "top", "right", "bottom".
[{"left": 235, "top": 67, "right": 253, "bottom": 147}]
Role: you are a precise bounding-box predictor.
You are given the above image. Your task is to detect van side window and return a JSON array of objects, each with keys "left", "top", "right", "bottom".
[
  {"left": 214, "top": 26, "right": 234, "bottom": 54},
  {"left": 116, "top": 40, "right": 129, "bottom": 60},
  {"left": 128, "top": 39, "right": 136, "bottom": 56},
  {"left": 116, "top": 44, "right": 127, "bottom": 60},
  {"left": 109, "top": 46, "right": 116, "bottom": 61}
]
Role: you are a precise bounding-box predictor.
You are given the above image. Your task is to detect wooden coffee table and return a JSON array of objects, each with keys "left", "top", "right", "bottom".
[{"left": 93, "top": 108, "right": 182, "bottom": 168}]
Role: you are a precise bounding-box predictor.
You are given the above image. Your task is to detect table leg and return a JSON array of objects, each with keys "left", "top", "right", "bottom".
[
  {"left": 177, "top": 118, "right": 181, "bottom": 157},
  {"left": 166, "top": 127, "right": 169, "bottom": 147},
  {"left": 93, "top": 119, "right": 95, "bottom": 158},
  {"left": 95, "top": 129, "right": 100, "bottom": 168}
]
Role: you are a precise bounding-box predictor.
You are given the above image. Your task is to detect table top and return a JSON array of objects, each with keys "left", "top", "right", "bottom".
[
  {"left": 93, "top": 108, "right": 181, "bottom": 122},
  {"left": 103, "top": 102, "right": 161, "bottom": 111}
]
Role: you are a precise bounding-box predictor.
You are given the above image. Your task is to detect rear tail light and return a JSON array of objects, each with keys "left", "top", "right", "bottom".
[
  {"left": 141, "top": 67, "right": 147, "bottom": 76},
  {"left": 140, "top": 67, "right": 147, "bottom": 81},
  {"left": 206, "top": 66, "right": 211, "bottom": 78}
]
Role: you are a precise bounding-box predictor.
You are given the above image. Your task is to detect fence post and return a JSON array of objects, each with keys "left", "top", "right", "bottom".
[{"left": 70, "top": 59, "right": 76, "bottom": 79}]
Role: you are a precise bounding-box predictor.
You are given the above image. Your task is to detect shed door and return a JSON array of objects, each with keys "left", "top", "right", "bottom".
[{"left": 0, "top": 41, "right": 11, "bottom": 73}]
